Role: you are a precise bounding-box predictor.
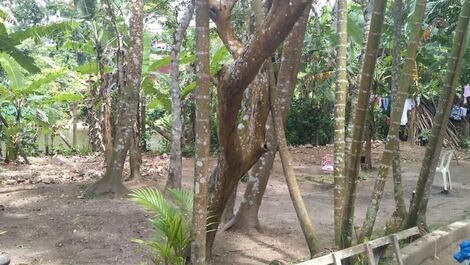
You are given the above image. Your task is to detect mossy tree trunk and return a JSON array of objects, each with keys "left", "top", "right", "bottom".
[
  {"left": 205, "top": 0, "right": 312, "bottom": 258},
  {"left": 224, "top": 0, "right": 310, "bottom": 232},
  {"left": 167, "top": 1, "right": 194, "bottom": 189},
  {"left": 333, "top": 0, "right": 348, "bottom": 247},
  {"left": 359, "top": 0, "right": 427, "bottom": 242},
  {"left": 405, "top": 0, "right": 470, "bottom": 229},
  {"left": 341, "top": 0, "right": 387, "bottom": 248},
  {"left": 390, "top": 0, "right": 407, "bottom": 222},
  {"left": 85, "top": 0, "right": 144, "bottom": 196},
  {"left": 191, "top": 0, "right": 210, "bottom": 263}
]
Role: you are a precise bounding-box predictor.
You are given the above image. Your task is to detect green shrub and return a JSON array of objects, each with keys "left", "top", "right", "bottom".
[
  {"left": 285, "top": 97, "right": 334, "bottom": 146},
  {"left": 129, "top": 188, "right": 193, "bottom": 265}
]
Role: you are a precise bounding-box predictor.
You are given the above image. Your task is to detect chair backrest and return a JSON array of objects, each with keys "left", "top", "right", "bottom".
[{"left": 439, "top": 150, "right": 453, "bottom": 169}]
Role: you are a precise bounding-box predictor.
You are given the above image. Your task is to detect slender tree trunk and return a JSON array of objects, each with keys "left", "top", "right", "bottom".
[
  {"left": 341, "top": 0, "right": 387, "bottom": 248},
  {"left": 268, "top": 60, "right": 318, "bottom": 256},
  {"left": 129, "top": 129, "right": 141, "bottom": 179},
  {"left": 97, "top": 47, "right": 113, "bottom": 162},
  {"left": 405, "top": 0, "right": 470, "bottom": 228},
  {"left": 85, "top": 0, "right": 144, "bottom": 196},
  {"left": 140, "top": 95, "right": 147, "bottom": 151},
  {"left": 358, "top": 0, "right": 426, "bottom": 242},
  {"left": 71, "top": 104, "right": 78, "bottom": 148},
  {"left": 333, "top": 0, "right": 348, "bottom": 247},
  {"left": 227, "top": 4, "right": 310, "bottom": 232},
  {"left": 191, "top": 0, "right": 210, "bottom": 263},
  {"left": 167, "top": 1, "right": 195, "bottom": 189},
  {"left": 390, "top": 0, "right": 407, "bottom": 219},
  {"left": 86, "top": 82, "right": 104, "bottom": 153},
  {"left": 45, "top": 133, "right": 50, "bottom": 155},
  {"left": 345, "top": 0, "right": 372, "bottom": 139}
]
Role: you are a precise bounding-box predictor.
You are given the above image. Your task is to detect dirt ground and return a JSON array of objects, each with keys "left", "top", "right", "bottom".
[{"left": 1, "top": 143, "right": 470, "bottom": 265}]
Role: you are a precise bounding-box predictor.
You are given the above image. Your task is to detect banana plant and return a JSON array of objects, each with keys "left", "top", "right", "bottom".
[{"left": 0, "top": 53, "right": 79, "bottom": 161}]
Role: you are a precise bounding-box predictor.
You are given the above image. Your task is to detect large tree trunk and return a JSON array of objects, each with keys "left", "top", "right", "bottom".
[
  {"left": 405, "top": 0, "right": 470, "bottom": 229},
  {"left": 167, "top": 1, "right": 195, "bottom": 189},
  {"left": 205, "top": 0, "right": 312, "bottom": 258},
  {"left": 359, "top": 0, "right": 427, "bottom": 242},
  {"left": 191, "top": 0, "right": 210, "bottom": 263},
  {"left": 333, "top": 0, "right": 348, "bottom": 247},
  {"left": 341, "top": 0, "right": 387, "bottom": 248},
  {"left": 227, "top": 3, "right": 310, "bottom": 232},
  {"left": 85, "top": 0, "right": 144, "bottom": 196}
]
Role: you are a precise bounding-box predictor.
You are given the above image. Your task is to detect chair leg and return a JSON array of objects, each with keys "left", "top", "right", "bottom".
[
  {"left": 447, "top": 172, "right": 452, "bottom": 190},
  {"left": 442, "top": 172, "right": 448, "bottom": 191}
]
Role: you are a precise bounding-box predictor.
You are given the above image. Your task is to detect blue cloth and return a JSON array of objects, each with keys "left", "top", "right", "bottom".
[
  {"left": 382, "top": 97, "right": 390, "bottom": 112},
  {"left": 451, "top": 105, "right": 464, "bottom": 121},
  {"left": 454, "top": 240, "right": 470, "bottom": 263}
]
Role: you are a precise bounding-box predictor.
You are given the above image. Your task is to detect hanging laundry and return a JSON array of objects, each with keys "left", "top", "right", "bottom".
[
  {"left": 450, "top": 105, "right": 466, "bottom": 121},
  {"left": 461, "top": 107, "right": 468, "bottom": 117},
  {"left": 377, "top": 96, "right": 382, "bottom": 109},
  {"left": 464, "top": 85, "right": 470, "bottom": 104},
  {"left": 401, "top": 98, "right": 415, "bottom": 125},
  {"left": 382, "top": 97, "right": 390, "bottom": 112}
]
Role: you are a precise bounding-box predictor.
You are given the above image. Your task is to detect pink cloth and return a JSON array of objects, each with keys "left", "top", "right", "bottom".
[{"left": 464, "top": 85, "right": 470, "bottom": 104}]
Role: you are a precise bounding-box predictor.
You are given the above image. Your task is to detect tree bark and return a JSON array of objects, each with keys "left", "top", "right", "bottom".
[
  {"left": 205, "top": 0, "right": 312, "bottom": 258},
  {"left": 129, "top": 129, "right": 141, "bottom": 179},
  {"left": 390, "top": 0, "right": 407, "bottom": 221},
  {"left": 191, "top": 0, "right": 210, "bottom": 263},
  {"left": 227, "top": 2, "right": 310, "bottom": 232},
  {"left": 86, "top": 80, "right": 104, "bottom": 153},
  {"left": 71, "top": 104, "right": 78, "bottom": 148},
  {"left": 85, "top": 0, "right": 144, "bottom": 196},
  {"left": 345, "top": 0, "right": 371, "bottom": 140},
  {"left": 96, "top": 45, "right": 113, "bottom": 162},
  {"left": 341, "top": 0, "right": 387, "bottom": 248},
  {"left": 405, "top": 0, "right": 470, "bottom": 228},
  {"left": 268, "top": 58, "right": 318, "bottom": 257},
  {"left": 334, "top": 0, "right": 348, "bottom": 247},
  {"left": 167, "top": 1, "right": 194, "bottom": 189},
  {"left": 358, "top": 0, "right": 426, "bottom": 242}
]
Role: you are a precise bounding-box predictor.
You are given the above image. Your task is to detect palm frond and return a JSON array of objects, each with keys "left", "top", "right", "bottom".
[
  {"left": 168, "top": 188, "right": 193, "bottom": 215},
  {"left": 129, "top": 188, "right": 174, "bottom": 218}
]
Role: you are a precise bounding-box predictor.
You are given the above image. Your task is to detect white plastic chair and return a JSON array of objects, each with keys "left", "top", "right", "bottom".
[{"left": 436, "top": 150, "right": 453, "bottom": 191}]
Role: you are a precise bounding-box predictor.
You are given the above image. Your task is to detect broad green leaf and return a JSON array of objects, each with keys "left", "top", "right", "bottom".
[
  {"left": 148, "top": 97, "right": 171, "bottom": 112},
  {"left": 10, "top": 22, "right": 79, "bottom": 43},
  {"left": 210, "top": 46, "right": 228, "bottom": 75},
  {"left": 51, "top": 92, "right": 83, "bottom": 102},
  {"left": 24, "top": 69, "right": 66, "bottom": 94},
  {"left": 0, "top": 52, "right": 25, "bottom": 90},
  {"left": 0, "top": 22, "right": 7, "bottom": 36},
  {"left": 142, "top": 31, "right": 152, "bottom": 74},
  {"left": 179, "top": 81, "right": 196, "bottom": 99},
  {"left": 179, "top": 54, "right": 195, "bottom": 65},
  {"left": 148, "top": 56, "right": 171, "bottom": 72},
  {"left": 0, "top": 85, "right": 13, "bottom": 98},
  {"left": 74, "top": 62, "right": 111, "bottom": 75},
  {"left": 347, "top": 11, "right": 363, "bottom": 44},
  {"left": 141, "top": 76, "right": 157, "bottom": 95},
  {"left": 148, "top": 54, "right": 195, "bottom": 72}
]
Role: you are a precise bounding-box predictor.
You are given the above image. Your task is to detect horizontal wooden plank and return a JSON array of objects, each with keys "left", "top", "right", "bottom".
[{"left": 296, "top": 227, "right": 420, "bottom": 265}]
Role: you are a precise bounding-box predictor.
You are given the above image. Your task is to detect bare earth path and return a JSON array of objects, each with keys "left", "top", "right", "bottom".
[{"left": 1, "top": 144, "right": 469, "bottom": 265}]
